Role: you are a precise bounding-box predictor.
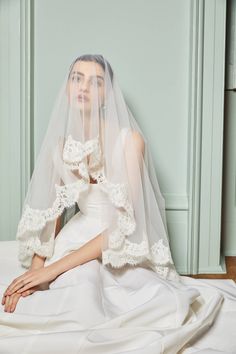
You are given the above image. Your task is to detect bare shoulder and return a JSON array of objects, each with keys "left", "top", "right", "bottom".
[{"left": 129, "top": 130, "right": 145, "bottom": 154}]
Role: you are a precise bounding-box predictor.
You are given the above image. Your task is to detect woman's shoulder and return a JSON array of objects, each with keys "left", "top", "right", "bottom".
[{"left": 121, "top": 128, "right": 145, "bottom": 153}]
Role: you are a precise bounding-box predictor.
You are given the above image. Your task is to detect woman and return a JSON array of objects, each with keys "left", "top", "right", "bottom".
[{"left": 0, "top": 55, "right": 236, "bottom": 353}]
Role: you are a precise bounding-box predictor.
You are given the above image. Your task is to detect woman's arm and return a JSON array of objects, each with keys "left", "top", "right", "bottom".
[
  {"left": 30, "top": 254, "right": 46, "bottom": 270},
  {"left": 123, "top": 130, "right": 145, "bottom": 206},
  {"left": 30, "top": 254, "right": 51, "bottom": 290},
  {"left": 3, "top": 232, "right": 104, "bottom": 297},
  {"left": 30, "top": 212, "right": 62, "bottom": 270},
  {"left": 48, "top": 233, "right": 103, "bottom": 278}
]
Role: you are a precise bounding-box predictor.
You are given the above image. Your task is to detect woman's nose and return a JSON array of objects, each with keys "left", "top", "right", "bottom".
[{"left": 80, "top": 81, "right": 90, "bottom": 92}]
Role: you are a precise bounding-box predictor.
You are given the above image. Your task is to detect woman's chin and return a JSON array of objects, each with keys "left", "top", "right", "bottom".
[{"left": 70, "top": 101, "right": 91, "bottom": 113}]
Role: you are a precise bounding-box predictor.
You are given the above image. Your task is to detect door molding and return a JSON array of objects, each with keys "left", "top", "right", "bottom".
[
  {"left": 188, "top": 0, "right": 227, "bottom": 274},
  {"left": 20, "top": 0, "right": 34, "bottom": 205}
]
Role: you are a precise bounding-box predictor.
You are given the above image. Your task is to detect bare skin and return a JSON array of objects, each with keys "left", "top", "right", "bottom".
[
  {"left": 1, "top": 233, "right": 104, "bottom": 313},
  {"left": 1, "top": 254, "right": 49, "bottom": 312},
  {"left": 66, "top": 60, "right": 106, "bottom": 140}
]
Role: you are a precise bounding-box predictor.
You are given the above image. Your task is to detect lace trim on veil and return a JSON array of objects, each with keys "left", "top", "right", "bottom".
[
  {"left": 16, "top": 131, "right": 178, "bottom": 281},
  {"left": 63, "top": 133, "right": 179, "bottom": 281}
]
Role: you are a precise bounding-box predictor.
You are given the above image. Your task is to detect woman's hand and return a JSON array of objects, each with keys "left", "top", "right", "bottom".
[
  {"left": 2, "top": 266, "right": 58, "bottom": 297},
  {"left": 2, "top": 286, "right": 40, "bottom": 313},
  {"left": 1, "top": 282, "right": 50, "bottom": 313}
]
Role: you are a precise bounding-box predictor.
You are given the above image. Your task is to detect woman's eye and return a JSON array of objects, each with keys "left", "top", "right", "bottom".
[
  {"left": 91, "top": 79, "right": 102, "bottom": 87},
  {"left": 71, "top": 75, "right": 81, "bottom": 82}
]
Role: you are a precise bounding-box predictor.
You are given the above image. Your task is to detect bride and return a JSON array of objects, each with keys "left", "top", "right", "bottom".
[{"left": 0, "top": 54, "right": 236, "bottom": 354}]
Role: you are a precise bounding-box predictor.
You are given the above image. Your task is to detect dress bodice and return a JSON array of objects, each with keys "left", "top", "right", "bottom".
[{"left": 77, "top": 183, "right": 111, "bottom": 221}]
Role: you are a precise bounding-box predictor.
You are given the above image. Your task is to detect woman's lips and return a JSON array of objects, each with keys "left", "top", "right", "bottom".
[{"left": 78, "top": 94, "right": 89, "bottom": 102}]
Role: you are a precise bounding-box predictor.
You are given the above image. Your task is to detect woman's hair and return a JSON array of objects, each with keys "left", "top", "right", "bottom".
[{"left": 68, "top": 54, "right": 114, "bottom": 83}]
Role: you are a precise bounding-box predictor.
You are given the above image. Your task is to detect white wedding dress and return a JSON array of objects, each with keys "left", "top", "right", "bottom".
[{"left": 0, "top": 183, "right": 236, "bottom": 354}]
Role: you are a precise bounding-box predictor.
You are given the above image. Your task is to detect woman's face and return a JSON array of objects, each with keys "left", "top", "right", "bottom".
[{"left": 67, "top": 60, "right": 105, "bottom": 113}]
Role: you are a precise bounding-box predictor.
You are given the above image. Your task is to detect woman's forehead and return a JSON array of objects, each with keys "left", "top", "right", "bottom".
[{"left": 71, "top": 61, "right": 105, "bottom": 78}]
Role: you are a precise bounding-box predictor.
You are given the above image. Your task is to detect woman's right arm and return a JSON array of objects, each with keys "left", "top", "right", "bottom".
[
  {"left": 30, "top": 253, "right": 46, "bottom": 270},
  {"left": 29, "top": 213, "right": 62, "bottom": 286},
  {"left": 29, "top": 254, "right": 51, "bottom": 291},
  {"left": 31, "top": 211, "right": 62, "bottom": 269}
]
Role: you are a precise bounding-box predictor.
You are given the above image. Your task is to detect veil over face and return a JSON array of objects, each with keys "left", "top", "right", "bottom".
[{"left": 16, "top": 54, "right": 180, "bottom": 282}]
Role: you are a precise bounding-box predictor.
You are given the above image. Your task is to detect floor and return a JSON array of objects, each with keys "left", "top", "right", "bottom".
[{"left": 186, "top": 256, "right": 236, "bottom": 283}]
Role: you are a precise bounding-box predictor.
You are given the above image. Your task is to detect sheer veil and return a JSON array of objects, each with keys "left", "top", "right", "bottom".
[{"left": 16, "top": 54, "right": 181, "bottom": 282}]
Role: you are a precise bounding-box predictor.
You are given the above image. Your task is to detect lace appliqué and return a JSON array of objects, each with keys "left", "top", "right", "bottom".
[
  {"left": 63, "top": 135, "right": 136, "bottom": 253},
  {"left": 102, "top": 237, "right": 178, "bottom": 281},
  {"left": 17, "top": 132, "right": 179, "bottom": 282},
  {"left": 17, "top": 180, "right": 87, "bottom": 236},
  {"left": 63, "top": 134, "right": 103, "bottom": 179},
  {"left": 18, "top": 231, "right": 56, "bottom": 269},
  {"left": 16, "top": 179, "right": 89, "bottom": 268},
  {"left": 16, "top": 135, "right": 103, "bottom": 268}
]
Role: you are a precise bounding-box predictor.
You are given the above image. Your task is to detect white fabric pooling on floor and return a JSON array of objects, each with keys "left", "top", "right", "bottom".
[{"left": 0, "top": 184, "right": 235, "bottom": 354}]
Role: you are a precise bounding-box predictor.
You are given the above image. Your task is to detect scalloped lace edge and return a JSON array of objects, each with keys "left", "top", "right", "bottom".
[{"left": 17, "top": 134, "right": 177, "bottom": 279}]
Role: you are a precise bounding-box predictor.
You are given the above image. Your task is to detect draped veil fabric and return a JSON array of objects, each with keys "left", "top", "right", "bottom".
[
  {"left": 16, "top": 54, "right": 180, "bottom": 282},
  {"left": 1, "top": 54, "right": 236, "bottom": 354}
]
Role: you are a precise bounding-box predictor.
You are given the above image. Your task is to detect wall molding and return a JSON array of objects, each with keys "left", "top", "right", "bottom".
[
  {"left": 187, "top": 0, "right": 205, "bottom": 274},
  {"left": 0, "top": 0, "right": 23, "bottom": 239},
  {"left": 19, "top": 0, "right": 34, "bottom": 209},
  {"left": 187, "top": 0, "right": 227, "bottom": 274},
  {"left": 162, "top": 194, "right": 188, "bottom": 210}
]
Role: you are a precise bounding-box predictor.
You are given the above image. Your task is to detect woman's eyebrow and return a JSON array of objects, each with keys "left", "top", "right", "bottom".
[{"left": 71, "top": 71, "right": 104, "bottom": 81}]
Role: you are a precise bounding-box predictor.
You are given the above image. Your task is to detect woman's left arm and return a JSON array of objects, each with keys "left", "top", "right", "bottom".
[
  {"left": 51, "top": 232, "right": 103, "bottom": 275},
  {"left": 3, "top": 233, "right": 103, "bottom": 296}
]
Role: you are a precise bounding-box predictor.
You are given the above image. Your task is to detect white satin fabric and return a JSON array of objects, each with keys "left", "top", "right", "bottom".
[
  {"left": 0, "top": 184, "right": 236, "bottom": 353},
  {"left": 44, "top": 183, "right": 110, "bottom": 267}
]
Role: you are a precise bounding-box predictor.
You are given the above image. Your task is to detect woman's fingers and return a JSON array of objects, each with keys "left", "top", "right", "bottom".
[
  {"left": 4, "top": 294, "right": 18, "bottom": 312},
  {"left": 7, "top": 294, "right": 19, "bottom": 312},
  {"left": 21, "top": 289, "right": 35, "bottom": 297},
  {"left": 4, "top": 288, "right": 36, "bottom": 312},
  {"left": 4, "top": 271, "right": 31, "bottom": 296},
  {"left": 6, "top": 278, "right": 31, "bottom": 296},
  {"left": 1, "top": 294, "right": 6, "bottom": 305},
  {"left": 4, "top": 296, "right": 13, "bottom": 312},
  {"left": 4, "top": 268, "right": 51, "bottom": 297},
  {"left": 4, "top": 295, "right": 11, "bottom": 312},
  {"left": 16, "top": 281, "right": 37, "bottom": 294},
  {"left": 21, "top": 287, "right": 37, "bottom": 297}
]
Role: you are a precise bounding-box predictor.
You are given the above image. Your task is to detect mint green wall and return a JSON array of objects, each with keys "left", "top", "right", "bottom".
[
  {"left": 222, "top": 0, "right": 236, "bottom": 256},
  {"left": 0, "top": 0, "right": 228, "bottom": 275},
  {"left": 0, "top": 0, "right": 22, "bottom": 241},
  {"left": 222, "top": 91, "right": 236, "bottom": 256}
]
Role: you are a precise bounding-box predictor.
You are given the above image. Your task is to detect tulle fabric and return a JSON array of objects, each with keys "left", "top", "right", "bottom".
[{"left": 16, "top": 54, "right": 180, "bottom": 281}]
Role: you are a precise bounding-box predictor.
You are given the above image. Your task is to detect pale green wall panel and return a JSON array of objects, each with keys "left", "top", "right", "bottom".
[
  {"left": 166, "top": 210, "right": 189, "bottom": 274},
  {"left": 198, "top": 0, "right": 226, "bottom": 272},
  {"left": 221, "top": 0, "right": 236, "bottom": 256},
  {"left": 0, "top": 0, "right": 22, "bottom": 241},
  {"left": 222, "top": 91, "right": 236, "bottom": 255}
]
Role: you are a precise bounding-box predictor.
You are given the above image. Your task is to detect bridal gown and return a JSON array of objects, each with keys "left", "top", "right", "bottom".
[{"left": 0, "top": 183, "right": 236, "bottom": 354}]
